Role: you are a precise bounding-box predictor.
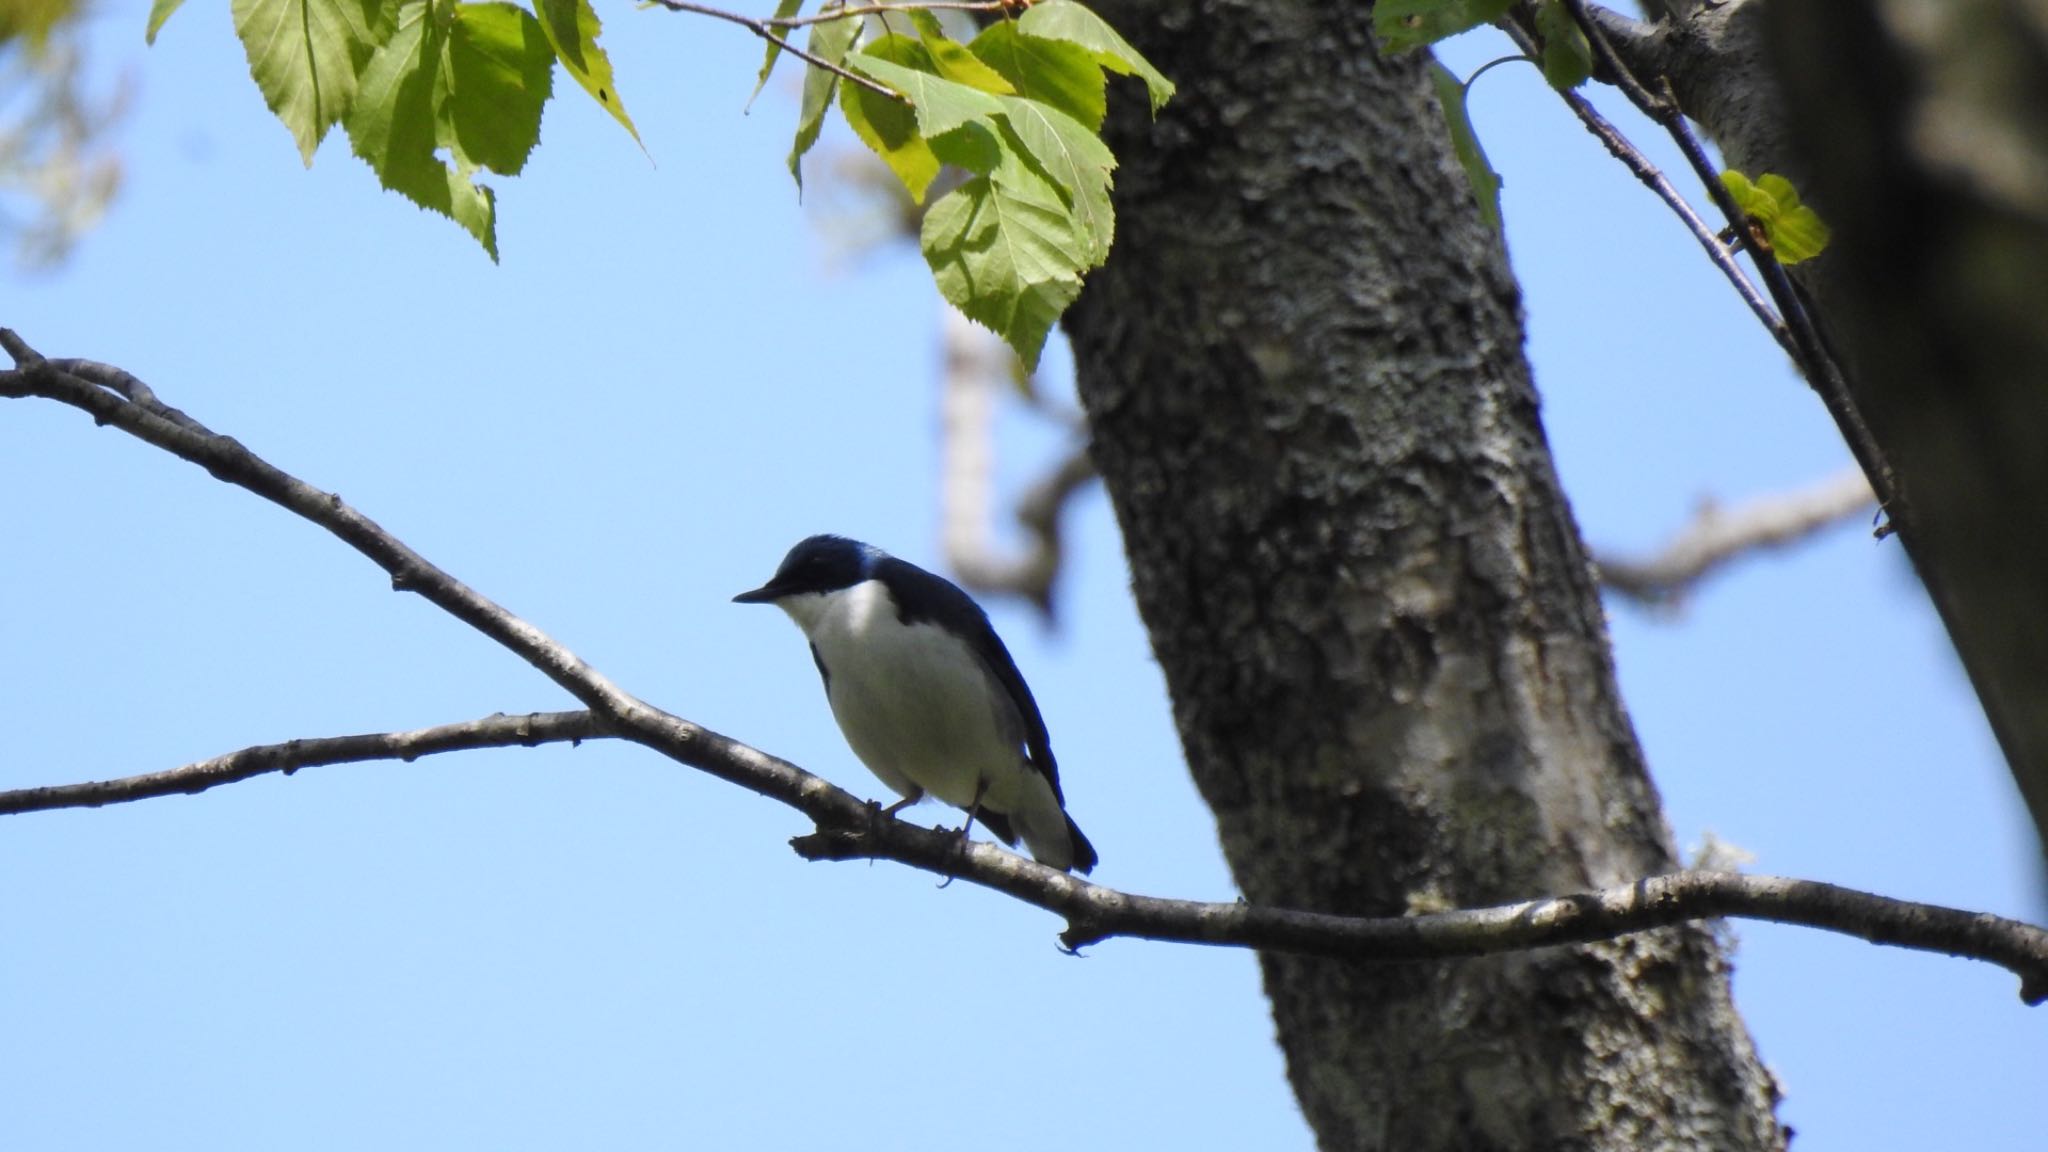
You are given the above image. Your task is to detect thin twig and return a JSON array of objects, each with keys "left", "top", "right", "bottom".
[
  {"left": 1496, "top": 21, "right": 1788, "bottom": 352},
  {"left": 1531, "top": 3, "right": 1904, "bottom": 520},
  {"left": 768, "top": 1, "right": 1008, "bottom": 30},
  {"left": 3, "top": 334, "right": 2042, "bottom": 1003},
  {"left": 1596, "top": 467, "right": 1875, "bottom": 605},
  {"left": 650, "top": 0, "right": 903, "bottom": 102},
  {"left": 0, "top": 712, "right": 604, "bottom": 815}
]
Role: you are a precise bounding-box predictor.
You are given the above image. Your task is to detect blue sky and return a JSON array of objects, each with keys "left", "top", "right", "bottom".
[{"left": 3, "top": 6, "right": 2041, "bottom": 1149}]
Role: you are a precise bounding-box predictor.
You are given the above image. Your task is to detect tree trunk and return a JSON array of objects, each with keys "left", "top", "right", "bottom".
[{"left": 1063, "top": 4, "right": 1784, "bottom": 1148}]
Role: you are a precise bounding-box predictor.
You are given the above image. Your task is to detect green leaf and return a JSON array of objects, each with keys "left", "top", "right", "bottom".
[
  {"left": 847, "top": 48, "right": 1007, "bottom": 139},
  {"left": 533, "top": 0, "right": 639, "bottom": 144},
  {"left": 1720, "top": 170, "right": 1830, "bottom": 264},
  {"left": 1374, "top": 0, "right": 1515, "bottom": 54},
  {"left": 1533, "top": 0, "right": 1592, "bottom": 90},
  {"left": 788, "top": 8, "right": 860, "bottom": 189},
  {"left": 836, "top": 37, "right": 943, "bottom": 201},
  {"left": 231, "top": 0, "right": 388, "bottom": 163},
  {"left": 1015, "top": 0, "right": 1173, "bottom": 113},
  {"left": 915, "top": 23, "right": 1015, "bottom": 96},
  {"left": 442, "top": 2, "right": 552, "bottom": 176},
  {"left": 1428, "top": 60, "right": 1501, "bottom": 233},
  {"left": 346, "top": 1, "right": 497, "bottom": 257},
  {"left": 749, "top": 0, "right": 805, "bottom": 110},
  {"left": 922, "top": 171, "right": 1085, "bottom": 370},
  {"left": 997, "top": 95, "right": 1114, "bottom": 264},
  {"left": 146, "top": 0, "right": 188, "bottom": 44},
  {"left": 970, "top": 21, "right": 1104, "bottom": 130}
]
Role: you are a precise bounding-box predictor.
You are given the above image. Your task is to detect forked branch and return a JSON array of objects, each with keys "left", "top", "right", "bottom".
[{"left": 3, "top": 331, "right": 2042, "bottom": 1004}]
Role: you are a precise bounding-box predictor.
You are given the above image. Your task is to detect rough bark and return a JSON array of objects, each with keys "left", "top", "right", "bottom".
[
  {"left": 1063, "top": 4, "right": 1783, "bottom": 1149},
  {"left": 1597, "top": 0, "right": 2048, "bottom": 867}
]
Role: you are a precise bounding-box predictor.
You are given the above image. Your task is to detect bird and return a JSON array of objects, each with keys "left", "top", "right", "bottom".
[{"left": 733, "top": 534, "right": 1098, "bottom": 874}]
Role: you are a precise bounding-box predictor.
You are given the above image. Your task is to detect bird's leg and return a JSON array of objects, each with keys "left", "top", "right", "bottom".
[
  {"left": 869, "top": 790, "right": 921, "bottom": 835},
  {"left": 937, "top": 779, "right": 992, "bottom": 890}
]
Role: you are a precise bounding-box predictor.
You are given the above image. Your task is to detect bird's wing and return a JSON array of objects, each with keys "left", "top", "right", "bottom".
[{"left": 878, "top": 557, "right": 1066, "bottom": 803}]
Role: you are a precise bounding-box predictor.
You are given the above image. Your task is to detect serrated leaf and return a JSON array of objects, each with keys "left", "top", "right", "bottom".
[
  {"left": 837, "top": 37, "right": 942, "bottom": 201},
  {"left": 1720, "top": 170, "right": 1830, "bottom": 264},
  {"left": 533, "top": 0, "right": 639, "bottom": 144},
  {"left": 146, "top": 0, "right": 188, "bottom": 43},
  {"left": 922, "top": 171, "right": 1085, "bottom": 370},
  {"left": 442, "top": 2, "right": 552, "bottom": 176},
  {"left": 970, "top": 22, "right": 1104, "bottom": 130},
  {"left": 788, "top": 9, "right": 860, "bottom": 189},
  {"left": 749, "top": 0, "right": 805, "bottom": 109},
  {"left": 346, "top": 1, "right": 497, "bottom": 257},
  {"left": 231, "top": 0, "right": 387, "bottom": 163},
  {"left": 1015, "top": 0, "right": 1172, "bottom": 112},
  {"left": 1428, "top": 60, "right": 1501, "bottom": 233},
  {"left": 1374, "top": 0, "right": 1515, "bottom": 54},
  {"left": 1533, "top": 0, "right": 1592, "bottom": 90},
  {"left": 997, "top": 96, "right": 1113, "bottom": 264},
  {"left": 847, "top": 48, "right": 1006, "bottom": 139}
]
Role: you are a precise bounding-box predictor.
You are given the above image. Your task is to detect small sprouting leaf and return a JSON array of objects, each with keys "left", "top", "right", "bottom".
[
  {"left": 1374, "top": 0, "right": 1515, "bottom": 55},
  {"left": 533, "top": 0, "right": 640, "bottom": 144},
  {"left": 1429, "top": 60, "right": 1502, "bottom": 233},
  {"left": 442, "top": 2, "right": 553, "bottom": 177},
  {"left": 1533, "top": 0, "right": 1593, "bottom": 90},
  {"left": 146, "top": 0, "right": 188, "bottom": 43},
  {"left": 749, "top": 0, "right": 805, "bottom": 109},
  {"left": 1720, "top": 170, "right": 1830, "bottom": 264},
  {"left": 1015, "top": 0, "right": 1173, "bottom": 112},
  {"left": 836, "top": 38, "right": 941, "bottom": 201},
  {"left": 787, "top": 8, "right": 860, "bottom": 189},
  {"left": 231, "top": 0, "right": 388, "bottom": 163},
  {"left": 922, "top": 170, "right": 1085, "bottom": 371},
  {"left": 970, "top": 21, "right": 1104, "bottom": 130},
  {"left": 347, "top": 1, "right": 498, "bottom": 257},
  {"left": 846, "top": 48, "right": 1007, "bottom": 138}
]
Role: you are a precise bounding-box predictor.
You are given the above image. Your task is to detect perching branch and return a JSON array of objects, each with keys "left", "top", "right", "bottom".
[
  {"left": 4, "top": 332, "right": 2044, "bottom": 1004},
  {"left": 1596, "top": 467, "right": 1875, "bottom": 606},
  {"left": 4, "top": 706, "right": 2044, "bottom": 1006}
]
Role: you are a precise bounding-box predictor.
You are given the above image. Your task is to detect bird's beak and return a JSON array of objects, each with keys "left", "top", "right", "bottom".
[{"left": 732, "top": 583, "right": 782, "bottom": 604}]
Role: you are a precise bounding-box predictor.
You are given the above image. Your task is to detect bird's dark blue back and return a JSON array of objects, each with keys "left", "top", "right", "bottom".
[{"left": 874, "top": 555, "right": 1066, "bottom": 804}]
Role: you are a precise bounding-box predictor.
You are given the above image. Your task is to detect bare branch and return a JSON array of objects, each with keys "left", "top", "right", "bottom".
[
  {"left": 793, "top": 830, "right": 2048, "bottom": 1005},
  {"left": 1597, "top": 467, "right": 1875, "bottom": 606},
  {"left": 0, "top": 712, "right": 604, "bottom": 815},
  {"left": 5, "top": 333, "right": 2044, "bottom": 1004},
  {"left": 938, "top": 308, "right": 1096, "bottom": 618}
]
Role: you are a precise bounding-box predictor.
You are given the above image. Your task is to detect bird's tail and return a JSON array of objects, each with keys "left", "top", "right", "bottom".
[{"left": 1064, "top": 813, "right": 1099, "bottom": 875}]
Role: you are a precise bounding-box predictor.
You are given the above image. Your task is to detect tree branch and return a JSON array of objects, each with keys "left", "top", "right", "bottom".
[
  {"left": 4, "top": 332, "right": 2044, "bottom": 1004},
  {"left": 1539, "top": 2, "right": 1903, "bottom": 521},
  {"left": 1596, "top": 466, "right": 1875, "bottom": 606},
  {"left": 648, "top": 0, "right": 903, "bottom": 102},
  {"left": 0, "top": 712, "right": 604, "bottom": 815}
]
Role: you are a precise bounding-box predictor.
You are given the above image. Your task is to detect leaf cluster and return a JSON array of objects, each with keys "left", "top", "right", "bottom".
[
  {"left": 777, "top": 1, "right": 1173, "bottom": 368},
  {"left": 151, "top": 0, "right": 638, "bottom": 259}
]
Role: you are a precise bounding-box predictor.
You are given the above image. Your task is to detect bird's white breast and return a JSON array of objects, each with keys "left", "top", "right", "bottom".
[{"left": 780, "top": 580, "right": 1030, "bottom": 811}]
